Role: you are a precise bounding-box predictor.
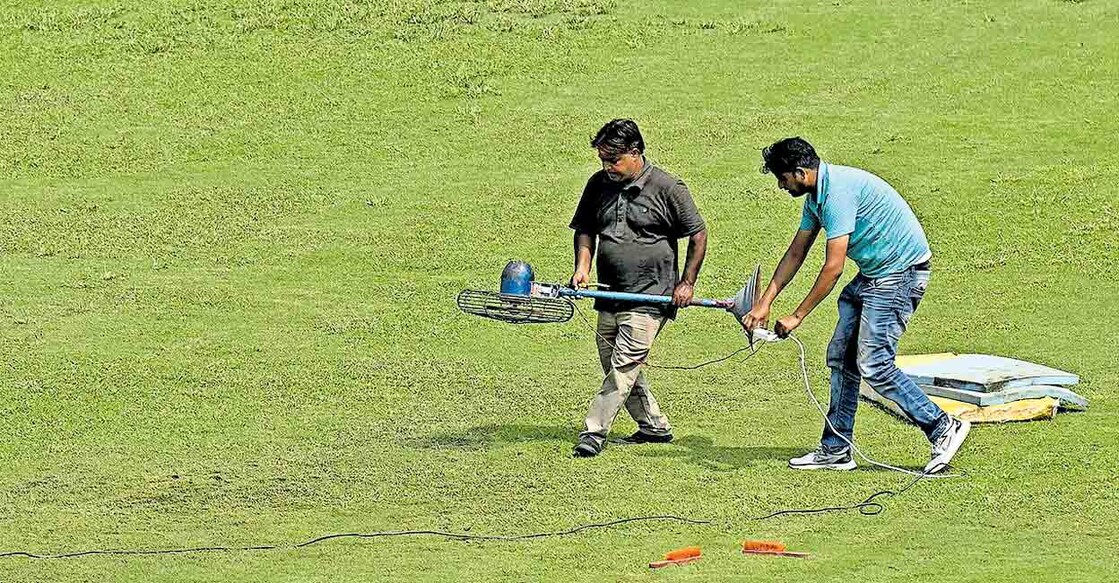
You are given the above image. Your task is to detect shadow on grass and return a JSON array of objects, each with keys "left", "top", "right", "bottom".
[
  {"left": 409, "top": 424, "right": 803, "bottom": 471},
  {"left": 406, "top": 423, "right": 579, "bottom": 450},
  {"left": 635, "top": 435, "right": 804, "bottom": 472}
]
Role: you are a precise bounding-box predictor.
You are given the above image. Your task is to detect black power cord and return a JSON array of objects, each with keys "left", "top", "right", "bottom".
[
  {"left": 0, "top": 478, "right": 942, "bottom": 561},
  {"left": 1, "top": 301, "right": 961, "bottom": 560},
  {"left": 752, "top": 473, "right": 928, "bottom": 520},
  {"left": 0, "top": 516, "right": 711, "bottom": 560}
]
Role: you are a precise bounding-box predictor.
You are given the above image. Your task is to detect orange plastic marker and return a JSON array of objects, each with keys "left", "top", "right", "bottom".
[
  {"left": 649, "top": 546, "right": 701, "bottom": 568},
  {"left": 665, "top": 546, "right": 701, "bottom": 561},
  {"left": 742, "top": 540, "right": 809, "bottom": 558}
]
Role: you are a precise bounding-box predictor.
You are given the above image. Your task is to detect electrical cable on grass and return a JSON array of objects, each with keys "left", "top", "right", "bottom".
[
  {"left": 1, "top": 306, "right": 969, "bottom": 561},
  {"left": 294, "top": 515, "right": 713, "bottom": 545},
  {"left": 752, "top": 473, "right": 926, "bottom": 519},
  {"left": 0, "top": 516, "right": 712, "bottom": 560},
  {"left": 787, "top": 335, "right": 963, "bottom": 480},
  {"left": 0, "top": 479, "right": 950, "bottom": 560}
]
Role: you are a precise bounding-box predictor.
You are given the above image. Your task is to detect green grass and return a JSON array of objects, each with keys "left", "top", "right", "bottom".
[{"left": 1, "top": 0, "right": 1117, "bottom": 580}]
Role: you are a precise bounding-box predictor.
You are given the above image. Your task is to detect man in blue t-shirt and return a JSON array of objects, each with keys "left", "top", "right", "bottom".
[{"left": 742, "top": 137, "right": 969, "bottom": 474}]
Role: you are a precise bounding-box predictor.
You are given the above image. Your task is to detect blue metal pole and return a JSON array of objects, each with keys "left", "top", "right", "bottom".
[{"left": 557, "top": 288, "right": 730, "bottom": 309}]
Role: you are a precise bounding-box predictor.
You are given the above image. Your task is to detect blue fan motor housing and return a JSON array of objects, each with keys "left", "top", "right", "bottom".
[{"left": 500, "top": 260, "right": 535, "bottom": 296}]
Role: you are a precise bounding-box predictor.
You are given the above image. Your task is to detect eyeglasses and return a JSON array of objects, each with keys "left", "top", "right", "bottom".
[{"left": 598, "top": 150, "right": 638, "bottom": 164}]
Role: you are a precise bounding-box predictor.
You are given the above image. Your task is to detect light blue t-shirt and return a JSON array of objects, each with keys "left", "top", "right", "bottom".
[{"left": 799, "top": 162, "right": 931, "bottom": 278}]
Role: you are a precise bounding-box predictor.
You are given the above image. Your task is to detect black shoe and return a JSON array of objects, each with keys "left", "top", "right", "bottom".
[
  {"left": 617, "top": 431, "right": 674, "bottom": 445},
  {"left": 572, "top": 437, "right": 603, "bottom": 458}
]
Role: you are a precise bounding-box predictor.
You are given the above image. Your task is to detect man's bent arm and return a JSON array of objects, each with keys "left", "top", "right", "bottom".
[
  {"left": 671, "top": 229, "right": 707, "bottom": 306},
  {"left": 680, "top": 229, "right": 707, "bottom": 285},
  {"left": 791, "top": 235, "right": 848, "bottom": 320},
  {"left": 760, "top": 228, "right": 818, "bottom": 307}
]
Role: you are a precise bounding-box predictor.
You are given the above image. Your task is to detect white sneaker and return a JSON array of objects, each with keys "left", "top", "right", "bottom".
[
  {"left": 925, "top": 417, "right": 971, "bottom": 473},
  {"left": 788, "top": 447, "right": 857, "bottom": 471}
]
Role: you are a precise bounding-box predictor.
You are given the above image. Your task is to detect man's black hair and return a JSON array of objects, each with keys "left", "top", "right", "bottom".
[
  {"left": 761, "top": 137, "right": 820, "bottom": 175},
  {"left": 591, "top": 119, "right": 645, "bottom": 156}
]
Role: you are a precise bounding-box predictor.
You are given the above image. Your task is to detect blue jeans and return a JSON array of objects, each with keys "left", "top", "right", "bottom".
[{"left": 821, "top": 264, "right": 948, "bottom": 452}]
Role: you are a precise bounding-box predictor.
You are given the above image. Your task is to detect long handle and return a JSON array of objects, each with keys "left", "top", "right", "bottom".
[{"left": 558, "top": 288, "right": 731, "bottom": 309}]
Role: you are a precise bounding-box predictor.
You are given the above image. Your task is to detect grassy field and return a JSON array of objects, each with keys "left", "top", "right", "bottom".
[{"left": 1, "top": 0, "right": 1117, "bottom": 580}]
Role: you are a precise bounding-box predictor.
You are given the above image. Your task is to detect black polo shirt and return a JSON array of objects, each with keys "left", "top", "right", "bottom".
[{"left": 569, "top": 160, "right": 706, "bottom": 317}]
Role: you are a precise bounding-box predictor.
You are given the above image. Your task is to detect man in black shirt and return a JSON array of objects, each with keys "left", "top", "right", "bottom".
[{"left": 568, "top": 119, "right": 708, "bottom": 457}]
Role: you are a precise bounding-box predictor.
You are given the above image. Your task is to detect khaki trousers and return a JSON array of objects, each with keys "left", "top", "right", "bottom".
[{"left": 580, "top": 310, "right": 672, "bottom": 446}]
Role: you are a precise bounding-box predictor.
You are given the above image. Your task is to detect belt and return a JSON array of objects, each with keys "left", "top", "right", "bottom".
[{"left": 912, "top": 259, "right": 932, "bottom": 271}]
